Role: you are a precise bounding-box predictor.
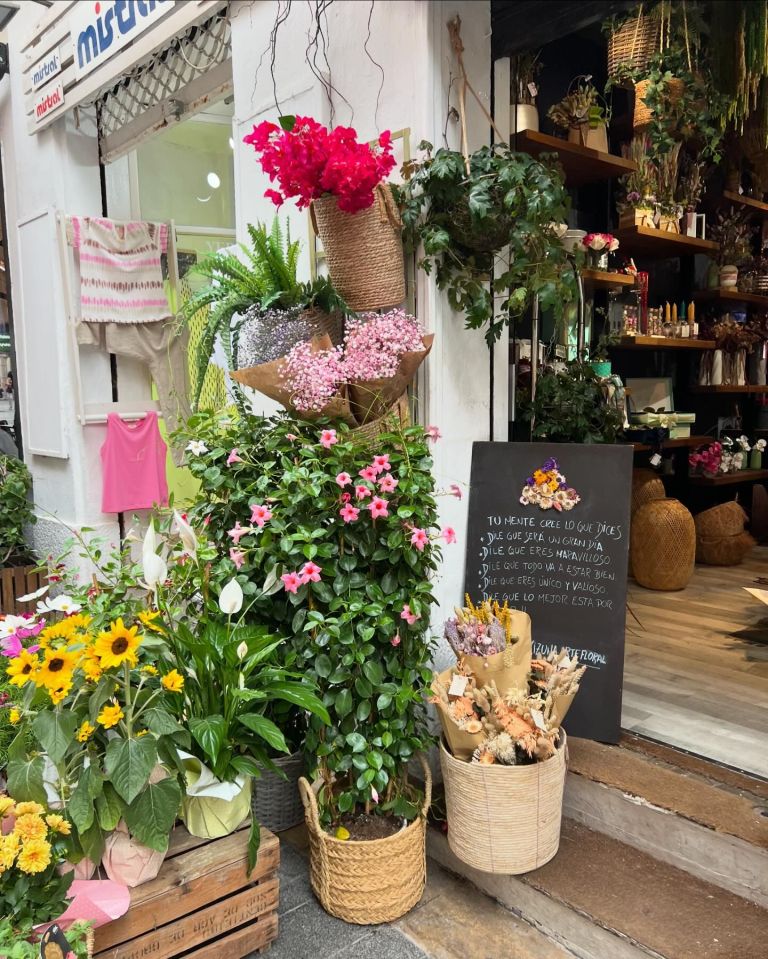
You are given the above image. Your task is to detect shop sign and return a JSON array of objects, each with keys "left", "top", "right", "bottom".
[
  {"left": 30, "top": 47, "right": 61, "bottom": 90},
  {"left": 33, "top": 81, "right": 65, "bottom": 124},
  {"left": 71, "top": 0, "right": 171, "bottom": 80},
  {"left": 463, "top": 442, "right": 633, "bottom": 743}
]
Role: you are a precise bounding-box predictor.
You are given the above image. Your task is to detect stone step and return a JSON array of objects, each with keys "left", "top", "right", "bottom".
[
  {"left": 564, "top": 735, "right": 768, "bottom": 906},
  {"left": 428, "top": 820, "right": 768, "bottom": 959}
]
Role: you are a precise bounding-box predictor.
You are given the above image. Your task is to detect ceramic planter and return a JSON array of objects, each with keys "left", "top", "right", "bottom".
[
  {"left": 750, "top": 450, "right": 763, "bottom": 470},
  {"left": 560, "top": 229, "right": 586, "bottom": 253},
  {"left": 720, "top": 265, "right": 739, "bottom": 289},
  {"left": 514, "top": 103, "right": 538, "bottom": 132},
  {"left": 567, "top": 123, "right": 608, "bottom": 153}
]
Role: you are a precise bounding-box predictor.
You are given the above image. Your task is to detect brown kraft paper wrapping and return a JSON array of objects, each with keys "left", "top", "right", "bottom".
[
  {"left": 550, "top": 691, "right": 576, "bottom": 730},
  {"left": 431, "top": 668, "right": 485, "bottom": 761},
  {"left": 458, "top": 611, "right": 533, "bottom": 697},
  {"left": 347, "top": 334, "right": 434, "bottom": 424}
]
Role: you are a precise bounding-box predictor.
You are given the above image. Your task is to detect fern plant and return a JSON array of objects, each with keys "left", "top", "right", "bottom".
[{"left": 181, "top": 219, "right": 346, "bottom": 410}]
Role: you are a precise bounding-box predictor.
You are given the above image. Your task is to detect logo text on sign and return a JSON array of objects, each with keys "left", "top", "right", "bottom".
[
  {"left": 71, "top": 0, "right": 171, "bottom": 79},
  {"left": 34, "top": 81, "right": 65, "bottom": 123},
  {"left": 31, "top": 48, "right": 61, "bottom": 90}
]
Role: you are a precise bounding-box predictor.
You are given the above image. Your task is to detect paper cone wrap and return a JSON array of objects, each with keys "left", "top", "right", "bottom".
[
  {"left": 179, "top": 751, "right": 252, "bottom": 839},
  {"left": 348, "top": 334, "right": 434, "bottom": 424},
  {"left": 550, "top": 690, "right": 576, "bottom": 729},
  {"left": 431, "top": 668, "right": 485, "bottom": 761},
  {"left": 458, "top": 612, "right": 533, "bottom": 697},
  {"left": 102, "top": 821, "right": 165, "bottom": 888}
]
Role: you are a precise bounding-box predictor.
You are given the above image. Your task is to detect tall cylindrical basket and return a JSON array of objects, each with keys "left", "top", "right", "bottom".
[
  {"left": 440, "top": 734, "right": 567, "bottom": 875},
  {"left": 251, "top": 752, "right": 305, "bottom": 833}
]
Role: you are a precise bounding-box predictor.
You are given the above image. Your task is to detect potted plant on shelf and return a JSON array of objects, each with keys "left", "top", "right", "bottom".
[
  {"left": 676, "top": 154, "right": 706, "bottom": 236},
  {"left": 581, "top": 232, "right": 619, "bottom": 270},
  {"left": 244, "top": 116, "right": 403, "bottom": 311},
  {"left": 617, "top": 136, "right": 657, "bottom": 229},
  {"left": 547, "top": 76, "right": 610, "bottom": 152},
  {"left": 0, "top": 456, "right": 38, "bottom": 616},
  {"left": 709, "top": 207, "right": 754, "bottom": 289},
  {"left": 399, "top": 142, "right": 577, "bottom": 344},
  {"left": 511, "top": 51, "right": 542, "bottom": 133},
  {"left": 655, "top": 141, "right": 682, "bottom": 233}
]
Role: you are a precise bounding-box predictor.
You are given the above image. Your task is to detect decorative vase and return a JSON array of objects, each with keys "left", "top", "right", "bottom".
[
  {"left": 711, "top": 350, "right": 723, "bottom": 386},
  {"left": 720, "top": 265, "right": 739, "bottom": 289},
  {"left": 102, "top": 822, "right": 166, "bottom": 888},
  {"left": 586, "top": 250, "right": 608, "bottom": 269},
  {"left": 567, "top": 122, "right": 608, "bottom": 153},
  {"left": 751, "top": 450, "right": 763, "bottom": 470},
  {"left": 591, "top": 360, "right": 612, "bottom": 377},
  {"left": 741, "top": 450, "right": 751, "bottom": 469},
  {"left": 707, "top": 261, "right": 721, "bottom": 290},
  {"left": 514, "top": 103, "right": 538, "bottom": 132},
  {"left": 683, "top": 211, "right": 697, "bottom": 237},
  {"left": 179, "top": 752, "right": 252, "bottom": 839},
  {"left": 736, "top": 349, "right": 747, "bottom": 386}
]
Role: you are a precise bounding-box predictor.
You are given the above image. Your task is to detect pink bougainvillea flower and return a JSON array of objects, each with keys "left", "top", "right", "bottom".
[
  {"left": 300, "top": 561, "right": 323, "bottom": 584},
  {"left": 425, "top": 425, "right": 441, "bottom": 442},
  {"left": 264, "top": 189, "right": 284, "bottom": 207},
  {"left": 320, "top": 429, "right": 338, "bottom": 449},
  {"left": 228, "top": 521, "right": 249, "bottom": 544},
  {"left": 372, "top": 454, "right": 391, "bottom": 474},
  {"left": 336, "top": 471, "right": 352, "bottom": 487},
  {"left": 449, "top": 483, "right": 462, "bottom": 499},
  {"left": 378, "top": 473, "right": 398, "bottom": 493},
  {"left": 410, "top": 528, "right": 429, "bottom": 551},
  {"left": 369, "top": 497, "right": 389, "bottom": 519},
  {"left": 339, "top": 504, "right": 360, "bottom": 523},
  {"left": 355, "top": 484, "right": 372, "bottom": 500},
  {"left": 250, "top": 504, "right": 273, "bottom": 528},
  {"left": 391, "top": 635, "right": 401, "bottom": 647},
  {"left": 229, "top": 547, "right": 246, "bottom": 570},
  {"left": 358, "top": 465, "right": 378, "bottom": 482},
  {"left": 400, "top": 603, "right": 420, "bottom": 626},
  {"left": 443, "top": 526, "right": 457, "bottom": 544},
  {"left": 281, "top": 571, "right": 302, "bottom": 594},
  {"left": 227, "top": 448, "right": 243, "bottom": 466}
]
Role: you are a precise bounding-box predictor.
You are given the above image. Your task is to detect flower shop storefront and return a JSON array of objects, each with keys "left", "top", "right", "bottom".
[{"left": 1, "top": 0, "right": 768, "bottom": 955}]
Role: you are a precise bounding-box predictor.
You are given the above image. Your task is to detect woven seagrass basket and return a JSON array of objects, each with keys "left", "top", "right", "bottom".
[
  {"left": 631, "top": 498, "right": 695, "bottom": 590},
  {"left": 607, "top": 9, "right": 660, "bottom": 84},
  {"left": 350, "top": 393, "right": 410, "bottom": 443},
  {"left": 251, "top": 752, "right": 305, "bottom": 833},
  {"left": 631, "top": 469, "right": 666, "bottom": 514},
  {"left": 311, "top": 184, "right": 405, "bottom": 311},
  {"left": 440, "top": 734, "right": 567, "bottom": 875},
  {"left": 633, "top": 77, "right": 684, "bottom": 130},
  {"left": 298, "top": 754, "right": 431, "bottom": 924},
  {"left": 695, "top": 502, "right": 756, "bottom": 566}
]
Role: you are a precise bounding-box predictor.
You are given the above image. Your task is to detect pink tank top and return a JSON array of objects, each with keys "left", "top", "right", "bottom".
[{"left": 100, "top": 412, "right": 169, "bottom": 513}]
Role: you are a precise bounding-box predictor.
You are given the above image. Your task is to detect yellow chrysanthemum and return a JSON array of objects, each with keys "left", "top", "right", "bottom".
[
  {"left": 8, "top": 708, "right": 20, "bottom": 725},
  {"left": 13, "top": 813, "right": 47, "bottom": 842},
  {"left": 141, "top": 664, "right": 158, "bottom": 676},
  {"left": 49, "top": 683, "right": 72, "bottom": 706},
  {"left": 45, "top": 814, "right": 71, "bottom": 836},
  {"left": 0, "top": 834, "right": 18, "bottom": 869},
  {"left": 6, "top": 649, "right": 40, "bottom": 687},
  {"left": 13, "top": 801, "right": 44, "bottom": 817},
  {"left": 138, "top": 610, "right": 165, "bottom": 634},
  {"left": 36, "top": 647, "right": 78, "bottom": 691},
  {"left": 16, "top": 837, "right": 51, "bottom": 875},
  {"left": 93, "top": 619, "right": 142, "bottom": 669},
  {"left": 161, "top": 669, "right": 184, "bottom": 693},
  {"left": 97, "top": 702, "right": 124, "bottom": 729},
  {"left": 0, "top": 797, "right": 15, "bottom": 817},
  {"left": 76, "top": 720, "right": 95, "bottom": 743}
]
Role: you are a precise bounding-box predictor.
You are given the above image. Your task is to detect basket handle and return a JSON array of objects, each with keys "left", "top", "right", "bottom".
[
  {"left": 417, "top": 752, "right": 433, "bottom": 818},
  {"left": 376, "top": 183, "right": 403, "bottom": 230},
  {"left": 309, "top": 202, "right": 320, "bottom": 237},
  {"left": 299, "top": 776, "right": 323, "bottom": 834}
]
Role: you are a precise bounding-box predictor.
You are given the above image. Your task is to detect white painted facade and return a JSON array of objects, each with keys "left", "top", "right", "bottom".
[{"left": 1, "top": 0, "right": 498, "bottom": 653}]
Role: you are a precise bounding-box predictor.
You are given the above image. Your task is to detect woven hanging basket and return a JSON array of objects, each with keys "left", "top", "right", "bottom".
[
  {"left": 311, "top": 184, "right": 406, "bottom": 311},
  {"left": 298, "top": 754, "right": 431, "bottom": 924},
  {"left": 251, "top": 751, "right": 305, "bottom": 834},
  {"left": 631, "top": 469, "right": 666, "bottom": 514},
  {"left": 607, "top": 10, "right": 660, "bottom": 84},
  {"left": 350, "top": 393, "right": 410, "bottom": 442},
  {"left": 633, "top": 77, "right": 685, "bottom": 130},
  {"left": 630, "top": 498, "right": 695, "bottom": 590},
  {"left": 695, "top": 502, "right": 756, "bottom": 566},
  {"left": 440, "top": 734, "right": 567, "bottom": 875}
]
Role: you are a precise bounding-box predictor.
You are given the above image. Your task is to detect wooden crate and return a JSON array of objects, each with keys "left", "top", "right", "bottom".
[
  {"left": 0, "top": 564, "right": 42, "bottom": 615},
  {"left": 93, "top": 823, "right": 279, "bottom": 959}
]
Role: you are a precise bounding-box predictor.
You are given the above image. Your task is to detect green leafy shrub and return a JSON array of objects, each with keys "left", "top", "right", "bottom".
[{"left": 0, "top": 456, "right": 35, "bottom": 567}]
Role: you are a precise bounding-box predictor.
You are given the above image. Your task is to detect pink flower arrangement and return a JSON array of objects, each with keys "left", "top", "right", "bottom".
[
  {"left": 443, "top": 527, "right": 457, "bottom": 544},
  {"left": 343, "top": 311, "right": 424, "bottom": 382},
  {"left": 336, "top": 471, "right": 352, "bottom": 487},
  {"left": 228, "top": 521, "right": 249, "bottom": 544},
  {"left": 227, "top": 449, "right": 242, "bottom": 466},
  {"left": 449, "top": 484, "right": 462, "bottom": 499},
  {"left": 320, "top": 429, "right": 338, "bottom": 449},
  {"left": 378, "top": 473, "right": 398, "bottom": 493},
  {"left": 689, "top": 442, "right": 723, "bottom": 476},
  {"left": 425, "top": 425, "right": 441, "bottom": 442},
  {"left": 339, "top": 503, "right": 360, "bottom": 523},
  {"left": 359, "top": 465, "right": 378, "bottom": 482},
  {"left": 281, "top": 571, "right": 302, "bottom": 594},
  {"left": 229, "top": 547, "right": 246, "bottom": 570},
  {"left": 582, "top": 232, "right": 619, "bottom": 252},
  {"left": 410, "top": 528, "right": 429, "bottom": 551},
  {"left": 243, "top": 116, "right": 396, "bottom": 214},
  {"left": 281, "top": 342, "right": 344, "bottom": 413},
  {"left": 300, "top": 561, "right": 323, "bottom": 584},
  {"left": 355, "top": 484, "right": 372, "bottom": 499},
  {"left": 372, "top": 454, "right": 391, "bottom": 474}
]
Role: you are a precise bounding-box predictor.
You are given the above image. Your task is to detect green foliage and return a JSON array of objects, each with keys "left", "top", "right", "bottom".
[
  {"left": 176, "top": 410, "right": 440, "bottom": 822},
  {"left": 517, "top": 361, "right": 624, "bottom": 444},
  {"left": 399, "top": 142, "right": 578, "bottom": 344},
  {"left": 0, "top": 917, "right": 93, "bottom": 957},
  {"left": 0, "top": 456, "right": 35, "bottom": 567}
]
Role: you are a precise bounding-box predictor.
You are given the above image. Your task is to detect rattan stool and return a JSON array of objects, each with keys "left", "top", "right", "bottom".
[{"left": 630, "top": 498, "right": 695, "bottom": 590}]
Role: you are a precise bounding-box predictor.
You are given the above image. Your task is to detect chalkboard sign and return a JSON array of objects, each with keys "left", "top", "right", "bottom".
[{"left": 463, "top": 442, "right": 633, "bottom": 742}]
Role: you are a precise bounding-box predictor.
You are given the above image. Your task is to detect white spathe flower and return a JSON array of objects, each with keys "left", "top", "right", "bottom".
[
  {"left": 174, "top": 510, "right": 197, "bottom": 558},
  {"left": 143, "top": 551, "right": 168, "bottom": 590},
  {"left": 45, "top": 594, "right": 82, "bottom": 614},
  {"left": 218, "top": 578, "right": 243, "bottom": 615},
  {"left": 186, "top": 440, "right": 208, "bottom": 456},
  {"left": 236, "top": 640, "right": 248, "bottom": 660},
  {"left": 15, "top": 584, "right": 49, "bottom": 604}
]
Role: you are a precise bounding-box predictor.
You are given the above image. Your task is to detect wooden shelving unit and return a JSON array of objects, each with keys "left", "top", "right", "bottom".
[
  {"left": 690, "top": 384, "right": 768, "bottom": 394},
  {"left": 630, "top": 435, "right": 710, "bottom": 452},
  {"left": 693, "top": 288, "right": 768, "bottom": 307},
  {"left": 722, "top": 190, "right": 768, "bottom": 217},
  {"left": 615, "top": 226, "right": 719, "bottom": 259},
  {"left": 581, "top": 268, "right": 636, "bottom": 289},
  {"left": 514, "top": 129, "right": 636, "bottom": 186},
  {"left": 612, "top": 335, "right": 715, "bottom": 350},
  {"left": 689, "top": 468, "right": 768, "bottom": 486}
]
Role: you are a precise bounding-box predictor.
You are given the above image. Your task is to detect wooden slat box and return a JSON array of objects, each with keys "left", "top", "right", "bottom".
[{"left": 93, "top": 824, "right": 279, "bottom": 959}]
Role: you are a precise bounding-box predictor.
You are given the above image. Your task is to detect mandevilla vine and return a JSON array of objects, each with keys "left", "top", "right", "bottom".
[{"left": 178, "top": 411, "right": 447, "bottom": 823}]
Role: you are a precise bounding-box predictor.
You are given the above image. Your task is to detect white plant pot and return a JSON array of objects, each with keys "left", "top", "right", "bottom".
[
  {"left": 513, "top": 103, "right": 539, "bottom": 133},
  {"left": 561, "top": 229, "right": 587, "bottom": 254},
  {"left": 720, "top": 265, "right": 739, "bottom": 289},
  {"left": 711, "top": 349, "right": 723, "bottom": 386}
]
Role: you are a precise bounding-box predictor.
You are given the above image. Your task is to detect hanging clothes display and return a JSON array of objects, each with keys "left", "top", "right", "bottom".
[{"left": 100, "top": 411, "right": 169, "bottom": 513}]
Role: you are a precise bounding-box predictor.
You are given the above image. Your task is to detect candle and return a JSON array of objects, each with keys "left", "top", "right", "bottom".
[
  {"left": 672, "top": 303, "right": 678, "bottom": 323},
  {"left": 664, "top": 301, "right": 671, "bottom": 322},
  {"left": 687, "top": 301, "right": 695, "bottom": 322}
]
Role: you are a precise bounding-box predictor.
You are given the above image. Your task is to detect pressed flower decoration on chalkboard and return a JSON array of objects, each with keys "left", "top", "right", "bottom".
[{"left": 520, "top": 457, "right": 580, "bottom": 512}]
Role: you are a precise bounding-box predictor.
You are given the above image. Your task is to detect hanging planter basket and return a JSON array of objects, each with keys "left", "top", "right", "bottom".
[
  {"left": 311, "top": 184, "right": 406, "bottom": 311},
  {"left": 298, "top": 754, "right": 431, "bottom": 924},
  {"left": 444, "top": 192, "right": 515, "bottom": 253},
  {"left": 440, "top": 734, "right": 567, "bottom": 875},
  {"left": 633, "top": 77, "right": 684, "bottom": 130},
  {"left": 607, "top": 9, "right": 660, "bottom": 85}
]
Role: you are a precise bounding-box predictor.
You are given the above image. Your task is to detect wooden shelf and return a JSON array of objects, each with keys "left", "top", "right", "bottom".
[
  {"left": 689, "top": 468, "right": 768, "bottom": 486},
  {"left": 630, "top": 435, "right": 710, "bottom": 452},
  {"left": 690, "top": 384, "right": 768, "bottom": 394},
  {"left": 693, "top": 288, "right": 768, "bottom": 307},
  {"left": 581, "top": 269, "right": 636, "bottom": 289},
  {"left": 612, "top": 336, "right": 715, "bottom": 350},
  {"left": 722, "top": 190, "right": 768, "bottom": 217},
  {"left": 514, "top": 129, "right": 636, "bottom": 186},
  {"left": 615, "top": 226, "right": 719, "bottom": 259}
]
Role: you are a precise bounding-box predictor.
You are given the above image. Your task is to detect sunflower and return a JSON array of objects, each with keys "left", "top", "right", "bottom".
[
  {"left": 93, "top": 619, "right": 142, "bottom": 669},
  {"left": 6, "top": 649, "right": 40, "bottom": 687},
  {"left": 14, "top": 801, "right": 44, "bottom": 817},
  {"left": 13, "top": 813, "right": 47, "bottom": 842},
  {"left": 49, "top": 682, "right": 72, "bottom": 706},
  {"left": 64, "top": 613, "right": 92, "bottom": 631},
  {"left": 138, "top": 610, "right": 165, "bottom": 634},
  {"left": 36, "top": 647, "right": 78, "bottom": 692},
  {"left": 161, "top": 669, "right": 184, "bottom": 693},
  {"left": 8, "top": 708, "right": 20, "bottom": 725},
  {"left": 16, "top": 837, "right": 51, "bottom": 874},
  {"left": 76, "top": 720, "right": 95, "bottom": 742},
  {"left": 45, "top": 814, "right": 71, "bottom": 836},
  {"left": 97, "top": 702, "right": 124, "bottom": 729},
  {"left": 141, "top": 664, "right": 158, "bottom": 676},
  {"left": 37, "top": 619, "right": 77, "bottom": 649},
  {"left": 81, "top": 648, "right": 103, "bottom": 683}
]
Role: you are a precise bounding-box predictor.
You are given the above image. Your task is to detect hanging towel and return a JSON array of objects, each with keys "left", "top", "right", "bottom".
[
  {"left": 68, "top": 216, "right": 170, "bottom": 325},
  {"left": 100, "top": 411, "right": 169, "bottom": 513}
]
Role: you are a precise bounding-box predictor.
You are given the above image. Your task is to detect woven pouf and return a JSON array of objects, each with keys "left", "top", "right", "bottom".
[
  {"left": 695, "top": 502, "right": 756, "bottom": 566},
  {"left": 631, "top": 469, "right": 666, "bottom": 514},
  {"left": 631, "top": 498, "right": 695, "bottom": 590}
]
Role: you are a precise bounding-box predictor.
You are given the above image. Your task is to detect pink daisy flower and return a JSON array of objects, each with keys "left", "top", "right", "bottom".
[
  {"left": 372, "top": 454, "right": 391, "bottom": 474},
  {"left": 250, "top": 504, "right": 273, "bottom": 528},
  {"left": 281, "top": 571, "right": 302, "bottom": 594},
  {"left": 410, "top": 528, "right": 429, "bottom": 551},
  {"left": 300, "top": 561, "right": 323, "bottom": 584},
  {"left": 339, "top": 504, "right": 360, "bottom": 523},
  {"left": 320, "top": 429, "right": 338, "bottom": 449},
  {"left": 355, "top": 485, "right": 372, "bottom": 500},
  {"left": 378, "top": 473, "right": 398, "bottom": 493},
  {"left": 229, "top": 547, "right": 246, "bottom": 570},
  {"left": 369, "top": 497, "right": 389, "bottom": 519},
  {"left": 359, "top": 465, "right": 378, "bottom": 482},
  {"left": 336, "top": 471, "right": 352, "bottom": 487},
  {"left": 400, "top": 603, "right": 420, "bottom": 626}
]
